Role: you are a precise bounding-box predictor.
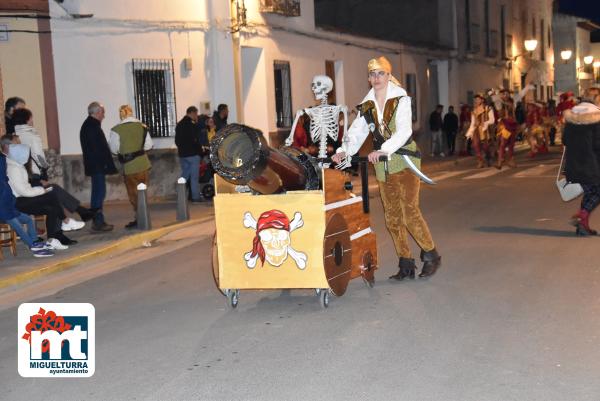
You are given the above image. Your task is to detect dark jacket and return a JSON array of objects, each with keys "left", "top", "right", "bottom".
[
  {"left": 80, "top": 116, "right": 117, "bottom": 176},
  {"left": 212, "top": 111, "right": 227, "bottom": 132},
  {"left": 4, "top": 116, "right": 15, "bottom": 136},
  {"left": 429, "top": 111, "right": 443, "bottom": 131},
  {"left": 175, "top": 116, "right": 202, "bottom": 158},
  {"left": 0, "top": 154, "right": 20, "bottom": 221},
  {"left": 443, "top": 112, "right": 459, "bottom": 133},
  {"left": 563, "top": 105, "right": 600, "bottom": 185}
]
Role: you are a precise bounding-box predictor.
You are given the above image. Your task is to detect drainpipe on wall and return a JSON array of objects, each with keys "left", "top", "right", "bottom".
[
  {"left": 37, "top": 14, "right": 60, "bottom": 152},
  {"left": 230, "top": 0, "right": 244, "bottom": 124}
]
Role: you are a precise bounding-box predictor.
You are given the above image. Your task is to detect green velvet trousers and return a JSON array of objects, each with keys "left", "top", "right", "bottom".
[{"left": 377, "top": 169, "right": 435, "bottom": 258}]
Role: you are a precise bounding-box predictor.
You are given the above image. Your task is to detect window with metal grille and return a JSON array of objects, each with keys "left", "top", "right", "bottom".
[
  {"left": 274, "top": 60, "right": 292, "bottom": 128},
  {"left": 132, "top": 59, "right": 177, "bottom": 137}
]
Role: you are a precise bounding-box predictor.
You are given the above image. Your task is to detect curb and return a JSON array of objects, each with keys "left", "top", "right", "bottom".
[{"left": 0, "top": 216, "right": 214, "bottom": 290}]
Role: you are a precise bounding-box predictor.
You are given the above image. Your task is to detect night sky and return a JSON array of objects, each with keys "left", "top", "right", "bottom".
[{"left": 558, "top": 0, "right": 600, "bottom": 24}]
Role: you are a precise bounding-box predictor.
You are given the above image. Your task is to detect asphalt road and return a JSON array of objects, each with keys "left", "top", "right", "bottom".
[{"left": 1, "top": 150, "right": 600, "bottom": 401}]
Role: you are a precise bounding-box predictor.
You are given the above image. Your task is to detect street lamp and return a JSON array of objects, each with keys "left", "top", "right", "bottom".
[
  {"left": 584, "top": 55, "right": 594, "bottom": 65},
  {"left": 594, "top": 61, "right": 600, "bottom": 69},
  {"left": 524, "top": 39, "right": 538, "bottom": 54},
  {"left": 560, "top": 49, "right": 573, "bottom": 63}
]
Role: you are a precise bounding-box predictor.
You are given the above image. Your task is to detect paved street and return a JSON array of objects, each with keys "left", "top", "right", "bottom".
[{"left": 2, "top": 150, "right": 600, "bottom": 401}]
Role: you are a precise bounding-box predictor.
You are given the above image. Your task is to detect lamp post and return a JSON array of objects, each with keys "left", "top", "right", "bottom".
[{"left": 560, "top": 49, "right": 573, "bottom": 63}]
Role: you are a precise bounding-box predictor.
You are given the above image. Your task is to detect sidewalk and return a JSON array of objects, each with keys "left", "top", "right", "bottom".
[{"left": 0, "top": 199, "right": 215, "bottom": 287}]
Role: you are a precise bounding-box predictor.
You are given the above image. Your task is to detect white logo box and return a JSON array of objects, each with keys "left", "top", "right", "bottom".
[{"left": 18, "top": 303, "right": 95, "bottom": 378}]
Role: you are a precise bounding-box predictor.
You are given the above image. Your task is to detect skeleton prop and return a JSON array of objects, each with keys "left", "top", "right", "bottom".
[
  {"left": 285, "top": 75, "right": 348, "bottom": 159},
  {"left": 243, "top": 210, "right": 307, "bottom": 269}
]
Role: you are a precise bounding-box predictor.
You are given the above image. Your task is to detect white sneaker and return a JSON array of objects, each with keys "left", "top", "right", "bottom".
[
  {"left": 440, "top": 152, "right": 446, "bottom": 157},
  {"left": 61, "top": 218, "right": 85, "bottom": 232},
  {"left": 47, "top": 238, "right": 69, "bottom": 250}
]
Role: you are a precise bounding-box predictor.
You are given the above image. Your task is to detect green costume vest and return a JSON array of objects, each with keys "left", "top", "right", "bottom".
[
  {"left": 111, "top": 122, "right": 151, "bottom": 175},
  {"left": 357, "top": 97, "right": 421, "bottom": 182}
]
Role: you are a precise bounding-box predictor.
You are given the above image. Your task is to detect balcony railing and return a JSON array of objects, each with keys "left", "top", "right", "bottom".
[{"left": 260, "top": 0, "right": 301, "bottom": 17}]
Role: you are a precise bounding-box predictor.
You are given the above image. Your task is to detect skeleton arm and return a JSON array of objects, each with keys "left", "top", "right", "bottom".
[
  {"left": 334, "top": 113, "right": 370, "bottom": 170},
  {"left": 340, "top": 105, "right": 348, "bottom": 144},
  {"left": 285, "top": 110, "right": 306, "bottom": 147}
]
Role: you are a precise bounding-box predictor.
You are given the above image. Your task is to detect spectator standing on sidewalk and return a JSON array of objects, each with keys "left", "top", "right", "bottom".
[
  {"left": 4, "top": 96, "right": 26, "bottom": 137},
  {"left": 109, "top": 105, "right": 153, "bottom": 229},
  {"left": 80, "top": 102, "right": 117, "bottom": 232},
  {"left": 429, "top": 104, "right": 444, "bottom": 157},
  {"left": 212, "top": 104, "right": 229, "bottom": 132},
  {"left": 443, "top": 105, "right": 459, "bottom": 156},
  {"left": 175, "top": 106, "right": 203, "bottom": 203}
]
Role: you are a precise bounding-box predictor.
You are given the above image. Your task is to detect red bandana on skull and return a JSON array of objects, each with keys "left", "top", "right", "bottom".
[{"left": 250, "top": 209, "right": 290, "bottom": 266}]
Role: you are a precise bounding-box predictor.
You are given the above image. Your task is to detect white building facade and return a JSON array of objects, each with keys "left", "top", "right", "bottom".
[{"left": 0, "top": 0, "right": 557, "bottom": 201}]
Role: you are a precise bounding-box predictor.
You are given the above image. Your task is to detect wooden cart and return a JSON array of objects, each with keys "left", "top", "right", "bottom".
[{"left": 211, "top": 168, "right": 378, "bottom": 308}]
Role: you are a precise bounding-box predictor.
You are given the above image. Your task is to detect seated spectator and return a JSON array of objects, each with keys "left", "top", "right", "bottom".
[
  {"left": 6, "top": 144, "right": 79, "bottom": 249},
  {"left": 0, "top": 140, "right": 53, "bottom": 257},
  {"left": 4, "top": 96, "right": 26, "bottom": 137},
  {"left": 11, "top": 108, "right": 48, "bottom": 185},
  {"left": 0, "top": 136, "right": 95, "bottom": 228}
]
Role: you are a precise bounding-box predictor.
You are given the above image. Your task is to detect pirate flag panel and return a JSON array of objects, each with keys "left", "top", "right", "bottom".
[{"left": 214, "top": 191, "right": 329, "bottom": 290}]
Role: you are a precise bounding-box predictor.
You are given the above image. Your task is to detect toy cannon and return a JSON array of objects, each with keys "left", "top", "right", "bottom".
[{"left": 210, "top": 124, "right": 378, "bottom": 308}]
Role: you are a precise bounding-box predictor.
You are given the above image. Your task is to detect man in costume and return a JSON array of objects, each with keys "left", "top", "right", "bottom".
[
  {"left": 493, "top": 86, "right": 532, "bottom": 169},
  {"left": 332, "top": 56, "right": 441, "bottom": 280},
  {"left": 525, "top": 102, "right": 548, "bottom": 157},
  {"left": 466, "top": 94, "right": 495, "bottom": 168}
]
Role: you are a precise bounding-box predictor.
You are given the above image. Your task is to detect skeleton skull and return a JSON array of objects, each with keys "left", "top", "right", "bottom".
[
  {"left": 311, "top": 75, "right": 333, "bottom": 101},
  {"left": 259, "top": 228, "right": 291, "bottom": 267}
]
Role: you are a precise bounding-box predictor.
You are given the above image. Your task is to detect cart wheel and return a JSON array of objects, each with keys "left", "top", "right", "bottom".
[
  {"left": 319, "top": 290, "right": 330, "bottom": 308},
  {"left": 361, "top": 250, "right": 376, "bottom": 289},
  {"left": 202, "top": 184, "right": 215, "bottom": 200},
  {"left": 226, "top": 289, "right": 239, "bottom": 309},
  {"left": 211, "top": 232, "right": 226, "bottom": 296}
]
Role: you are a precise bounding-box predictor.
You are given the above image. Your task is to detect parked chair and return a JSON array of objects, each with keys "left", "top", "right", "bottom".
[
  {"left": 34, "top": 215, "right": 46, "bottom": 236},
  {"left": 0, "top": 223, "right": 17, "bottom": 259}
]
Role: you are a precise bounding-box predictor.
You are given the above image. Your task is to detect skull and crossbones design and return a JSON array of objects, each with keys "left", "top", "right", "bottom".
[{"left": 243, "top": 210, "right": 307, "bottom": 269}]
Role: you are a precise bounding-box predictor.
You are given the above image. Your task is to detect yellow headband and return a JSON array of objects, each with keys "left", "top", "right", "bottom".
[{"left": 367, "top": 56, "right": 401, "bottom": 86}]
